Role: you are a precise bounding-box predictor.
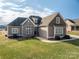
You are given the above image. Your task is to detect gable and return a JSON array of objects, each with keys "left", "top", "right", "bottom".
[
  {"left": 49, "top": 14, "right": 66, "bottom": 26},
  {"left": 22, "top": 18, "right": 35, "bottom": 26},
  {"left": 40, "top": 12, "right": 58, "bottom": 26},
  {"left": 40, "top": 12, "right": 66, "bottom": 27},
  {"left": 65, "top": 20, "right": 75, "bottom": 26},
  {"left": 21, "top": 18, "right": 35, "bottom": 25}
]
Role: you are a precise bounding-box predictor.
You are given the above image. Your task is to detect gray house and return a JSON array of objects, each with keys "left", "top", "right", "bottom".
[
  {"left": 7, "top": 12, "right": 66, "bottom": 39},
  {"left": 7, "top": 17, "right": 35, "bottom": 37}
]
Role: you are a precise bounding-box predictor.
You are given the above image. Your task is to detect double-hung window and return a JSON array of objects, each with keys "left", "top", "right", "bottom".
[
  {"left": 12, "top": 28, "right": 18, "bottom": 34},
  {"left": 55, "top": 27, "right": 63, "bottom": 36}
]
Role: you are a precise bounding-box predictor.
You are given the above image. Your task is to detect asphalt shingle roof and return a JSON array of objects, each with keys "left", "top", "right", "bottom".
[
  {"left": 8, "top": 17, "right": 27, "bottom": 26},
  {"left": 75, "top": 19, "right": 79, "bottom": 25},
  {"left": 40, "top": 12, "right": 59, "bottom": 26},
  {"left": 65, "top": 19, "right": 75, "bottom": 23}
]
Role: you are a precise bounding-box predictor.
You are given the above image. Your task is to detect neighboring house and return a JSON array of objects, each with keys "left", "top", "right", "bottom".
[
  {"left": 65, "top": 19, "right": 79, "bottom": 32},
  {"left": 7, "top": 12, "right": 66, "bottom": 39}
]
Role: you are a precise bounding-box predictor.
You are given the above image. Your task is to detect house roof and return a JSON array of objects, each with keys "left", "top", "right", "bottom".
[
  {"left": 75, "top": 19, "right": 79, "bottom": 25},
  {"left": 65, "top": 19, "right": 75, "bottom": 23},
  {"left": 8, "top": 17, "right": 27, "bottom": 26},
  {"left": 29, "top": 15, "right": 42, "bottom": 25},
  {"left": 65, "top": 18, "right": 79, "bottom": 25},
  {"left": 40, "top": 12, "right": 60, "bottom": 26}
]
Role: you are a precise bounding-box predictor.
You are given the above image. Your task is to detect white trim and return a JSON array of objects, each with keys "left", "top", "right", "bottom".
[
  {"left": 47, "top": 27, "right": 49, "bottom": 38},
  {"left": 21, "top": 18, "right": 28, "bottom": 25},
  {"left": 21, "top": 18, "right": 35, "bottom": 26},
  {"left": 12, "top": 28, "right": 19, "bottom": 34},
  {"left": 21, "top": 25, "right": 24, "bottom": 36},
  {"left": 29, "top": 18, "right": 35, "bottom": 26}
]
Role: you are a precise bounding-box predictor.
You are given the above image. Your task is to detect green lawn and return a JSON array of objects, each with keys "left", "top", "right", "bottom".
[
  {"left": 0, "top": 31, "right": 79, "bottom": 59},
  {"left": 68, "top": 31, "right": 79, "bottom": 35}
]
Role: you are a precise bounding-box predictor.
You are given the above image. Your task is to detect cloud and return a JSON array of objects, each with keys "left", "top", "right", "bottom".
[
  {"left": 0, "top": 6, "right": 54, "bottom": 24},
  {"left": 0, "top": 0, "right": 54, "bottom": 25}
]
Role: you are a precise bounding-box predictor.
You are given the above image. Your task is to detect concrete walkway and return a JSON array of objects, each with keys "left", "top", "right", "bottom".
[
  {"left": 37, "top": 35, "right": 79, "bottom": 43},
  {"left": 69, "top": 34, "right": 79, "bottom": 38}
]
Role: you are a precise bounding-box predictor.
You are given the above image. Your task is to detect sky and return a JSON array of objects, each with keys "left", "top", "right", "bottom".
[{"left": 0, "top": 0, "right": 79, "bottom": 25}]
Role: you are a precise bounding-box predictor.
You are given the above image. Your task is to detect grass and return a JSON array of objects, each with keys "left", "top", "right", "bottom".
[
  {"left": 0, "top": 31, "right": 79, "bottom": 59},
  {"left": 68, "top": 31, "right": 79, "bottom": 35}
]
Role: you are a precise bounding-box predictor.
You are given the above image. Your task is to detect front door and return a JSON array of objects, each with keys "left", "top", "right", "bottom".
[{"left": 54, "top": 27, "right": 64, "bottom": 36}]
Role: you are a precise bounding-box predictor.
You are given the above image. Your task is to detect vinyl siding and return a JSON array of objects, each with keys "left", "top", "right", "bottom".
[
  {"left": 7, "top": 26, "right": 22, "bottom": 36},
  {"left": 66, "top": 20, "right": 75, "bottom": 32},
  {"left": 39, "top": 27, "right": 48, "bottom": 39}
]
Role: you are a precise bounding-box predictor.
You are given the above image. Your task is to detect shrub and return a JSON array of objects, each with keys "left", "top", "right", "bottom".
[
  {"left": 55, "top": 36, "right": 60, "bottom": 40},
  {"left": 8, "top": 36, "right": 13, "bottom": 38},
  {"left": 13, "top": 34, "right": 18, "bottom": 38},
  {"left": 63, "top": 35, "right": 71, "bottom": 39}
]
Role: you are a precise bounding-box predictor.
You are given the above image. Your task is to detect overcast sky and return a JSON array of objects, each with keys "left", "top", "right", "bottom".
[{"left": 0, "top": 0, "right": 79, "bottom": 25}]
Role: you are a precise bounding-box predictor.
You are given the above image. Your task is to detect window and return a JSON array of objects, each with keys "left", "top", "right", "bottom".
[
  {"left": 12, "top": 28, "right": 18, "bottom": 34},
  {"left": 56, "top": 17, "right": 60, "bottom": 24},
  {"left": 55, "top": 27, "right": 63, "bottom": 36},
  {"left": 26, "top": 26, "right": 34, "bottom": 35}
]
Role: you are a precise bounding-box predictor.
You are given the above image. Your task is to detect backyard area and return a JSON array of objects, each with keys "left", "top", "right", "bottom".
[{"left": 0, "top": 31, "right": 79, "bottom": 59}]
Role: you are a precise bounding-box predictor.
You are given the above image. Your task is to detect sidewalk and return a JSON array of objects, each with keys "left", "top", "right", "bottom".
[{"left": 69, "top": 34, "right": 79, "bottom": 39}]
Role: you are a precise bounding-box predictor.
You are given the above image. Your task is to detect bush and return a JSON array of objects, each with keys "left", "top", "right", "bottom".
[
  {"left": 13, "top": 34, "right": 18, "bottom": 38},
  {"left": 55, "top": 36, "right": 60, "bottom": 40},
  {"left": 63, "top": 35, "right": 71, "bottom": 39},
  {"left": 8, "top": 36, "right": 13, "bottom": 38}
]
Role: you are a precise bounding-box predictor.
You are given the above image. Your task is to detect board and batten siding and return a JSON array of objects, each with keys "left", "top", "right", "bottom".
[
  {"left": 22, "top": 20, "right": 35, "bottom": 37},
  {"left": 48, "top": 26, "right": 54, "bottom": 38}
]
